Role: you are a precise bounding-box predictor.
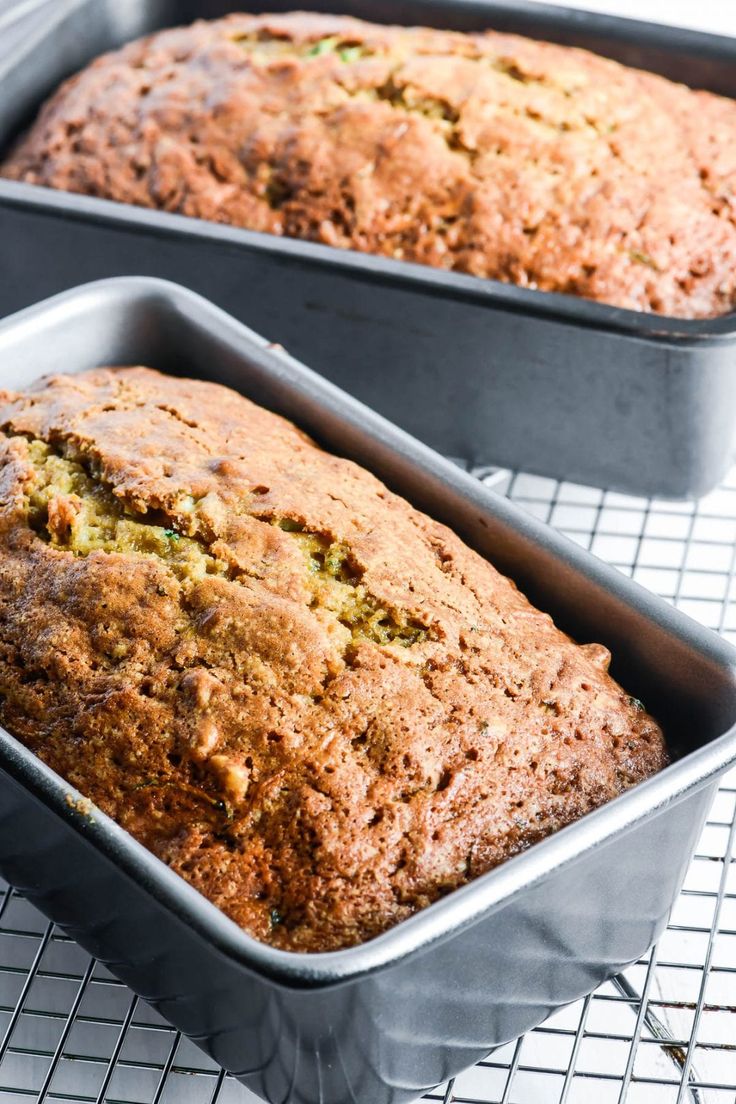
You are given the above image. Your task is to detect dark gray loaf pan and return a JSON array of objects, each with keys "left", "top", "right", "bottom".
[
  {"left": 3, "top": 0, "right": 736, "bottom": 497},
  {"left": 0, "top": 277, "right": 735, "bottom": 1104}
]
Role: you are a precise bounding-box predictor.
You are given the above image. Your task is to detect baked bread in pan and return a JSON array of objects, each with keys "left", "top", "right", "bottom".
[
  {"left": 3, "top": 11, "right": 736, "bottom": 318},
  {"left": 0, "top": 367, "right": 667, "bottom": 950}
]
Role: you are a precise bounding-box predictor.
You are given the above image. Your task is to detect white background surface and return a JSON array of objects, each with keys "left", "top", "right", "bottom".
[{"left": 538, "top": 0, "right": 736, "bottom": 36}]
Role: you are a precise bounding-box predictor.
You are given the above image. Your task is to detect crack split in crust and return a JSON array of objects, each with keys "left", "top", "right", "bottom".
[
  {"left": 3, "top": 11, "right": 736, "bottom": 316},
  {"left": 0, "top": 366, "right": 667, "bottom": 950},
  {"left": 23, "top": 438, "right": 428, "bottom": 651}
]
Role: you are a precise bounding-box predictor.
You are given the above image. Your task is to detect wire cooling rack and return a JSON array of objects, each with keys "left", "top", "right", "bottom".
[{"left": 0, "top": 466, "right": 735, "bottom": 1104}]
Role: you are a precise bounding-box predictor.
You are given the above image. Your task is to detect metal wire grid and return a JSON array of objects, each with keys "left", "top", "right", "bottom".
[{"left": 0, "top": 467, "right": 735, "bottom": 1104}]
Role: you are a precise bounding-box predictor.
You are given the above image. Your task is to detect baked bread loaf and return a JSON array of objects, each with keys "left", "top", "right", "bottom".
[
  {"left": 0, "top": 366, "right": 666, "bottom": 951},
  {"left": 3, "top": 12, "right": 736, "bottom": 318}
]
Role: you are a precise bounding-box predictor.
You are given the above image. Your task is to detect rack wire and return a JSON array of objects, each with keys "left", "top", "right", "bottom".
[{"left": 0, "top": 465, "right": 735, "bottom": 1104}]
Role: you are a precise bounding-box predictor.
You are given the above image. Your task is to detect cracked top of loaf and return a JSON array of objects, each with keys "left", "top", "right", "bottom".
[
  {"left": 0, "top": 366, "right": 666, "bottom": 951},
  {"left": 3, "top": 12, "right": 736, "bottom": 318}
]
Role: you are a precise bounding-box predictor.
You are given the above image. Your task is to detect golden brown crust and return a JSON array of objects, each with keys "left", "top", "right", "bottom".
[
  {"left": 4, "top": 12, "right": 736, "bottom": 317},
  {"left": 0, "top": 366, "right": 666, "bottom": 950}
]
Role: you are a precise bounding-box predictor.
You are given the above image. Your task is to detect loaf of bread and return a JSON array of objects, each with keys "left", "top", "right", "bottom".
[
  {"left": 0, "top": 366, "right": 666, "bottom": 950},
  {"left": 3, "top": 12, "right": 736, "bottom": 318}
]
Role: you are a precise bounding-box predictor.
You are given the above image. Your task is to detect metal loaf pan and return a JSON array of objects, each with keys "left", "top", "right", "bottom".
[
  {"left": 0, "top": 277, "right": 735, "bottom": 1104},
  {"left": 3, "top": 2, "right": 736, "bottom": 498}
]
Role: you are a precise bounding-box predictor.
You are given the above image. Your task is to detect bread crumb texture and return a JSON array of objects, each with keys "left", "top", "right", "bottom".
[
  {"left": 0, "top": 367, "right": 667, "bottom": 950},
  {"left": 4, "top": 13, "right": 736, "bottom": 317}
]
